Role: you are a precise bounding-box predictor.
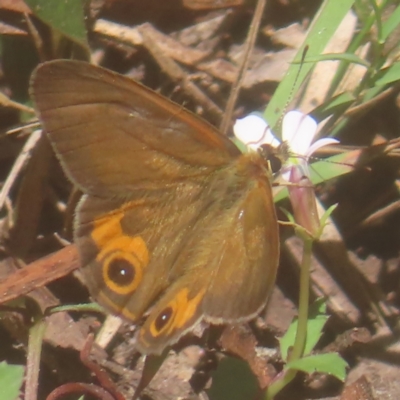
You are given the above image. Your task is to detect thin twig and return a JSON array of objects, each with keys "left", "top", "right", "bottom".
[
  {"left": 0, "top": 129, "right": 42, "bottom": 212},
  {"left": 219, "top": 0, "right": 268, "bottom": 135},
  {"left": 139, "top": 23, "right": 223, "bottom": 119}
]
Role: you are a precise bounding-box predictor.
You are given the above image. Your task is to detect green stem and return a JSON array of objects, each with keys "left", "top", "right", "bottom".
[
  {"left": 25, "top": 318, "right": 47, "bottom": 400},
  {"left": 265, "top": 369, "right": 297, "bottom": 400},
  {"left": 289, "top": 237, "right": 313, "bottom": 362},
  {"left": 265, "top": 236, "right": 313, "bottom": 400}
]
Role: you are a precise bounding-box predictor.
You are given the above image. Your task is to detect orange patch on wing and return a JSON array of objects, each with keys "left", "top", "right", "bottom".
[
  {"left": 91, "top": 211, "right": 124, "bottom": 249},
  {"left": 90, "top": 203, "right": 150, "bottom": 297},
  {"left": 91, "top": 205, "right": 149, "bottom": 266},
  {"left": 174, "top": 288, "right": 205, "bottom": 330},
  {"left": 149, "top": 288, "right": 206, "bottom": 338},
  {"left": 91, "top": 206, "right": 149, "bottom": 266}
]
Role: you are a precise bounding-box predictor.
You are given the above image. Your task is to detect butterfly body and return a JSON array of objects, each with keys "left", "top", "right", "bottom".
[{"left": 30, "top": 61, "right": 279, "bottom": 354}]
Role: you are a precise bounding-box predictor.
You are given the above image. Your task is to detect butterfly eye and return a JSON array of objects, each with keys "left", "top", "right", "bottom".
[
  {"left": 258, "top": 143, "right": 286, "bottom": 173},
  {"left": 154, "top": 307, "right": 174, "bottom": 332},
  {"left": 102, "top": 251, "right": 143, "bottom": 295},
  {"left": 268, "top": 155, "right": 282, "bottom": 174}
]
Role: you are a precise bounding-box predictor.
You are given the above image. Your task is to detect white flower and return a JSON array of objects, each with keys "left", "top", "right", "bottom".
[
  {"left": 233, "top": 111, "right": 339, "bottom": 168},
  {"left": 234, "top": 111, "right": 340, "bottom": 235},
  {"left": 234, "top": 111, "right": 341, "bottom": 236}
]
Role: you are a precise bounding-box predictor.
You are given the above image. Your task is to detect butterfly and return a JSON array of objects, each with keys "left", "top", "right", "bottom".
[{"left": 30, "top": 60, "right": 279, "bottom": 355}]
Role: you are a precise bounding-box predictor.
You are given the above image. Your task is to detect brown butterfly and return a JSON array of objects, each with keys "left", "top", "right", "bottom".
[{"left": 30, "top": 60, "right": 279, "bottom": 355}]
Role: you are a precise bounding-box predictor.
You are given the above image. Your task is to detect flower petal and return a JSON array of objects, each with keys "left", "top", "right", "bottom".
[
  {"left": 233, "top": 115, "right": 268, "bottom": 145},
  {"left": 233, "top": 114, "right": 280, "bottom": 149},
  {"left": 282, "top": 111, "right": 317, "bottom": 155},
  {"left": 307, "top": 138, "right": 339, "bottom": 158},
  {"left": 288, "top": 165, "right": 320, "bottom": 236}
]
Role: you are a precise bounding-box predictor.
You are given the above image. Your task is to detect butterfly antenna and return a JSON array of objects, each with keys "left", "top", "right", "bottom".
[{"left": 275, "top": 45, "right": 309, "bottom": 134}]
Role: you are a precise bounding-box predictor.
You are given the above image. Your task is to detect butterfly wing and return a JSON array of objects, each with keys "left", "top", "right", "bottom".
[
  {"left": 31, "top": 61, "right": 240, "bottom": 320},
  {"left": 136, "top": 154, "right": 279, "bottom": 353},
  {"left": 30, "top": 60, "right": 240, "bottom": 197},
  {"left": 30, "top": 61, "right": 279, "bottom": 355},
  {"left": 75, "top": 184, "right": 214, "bottom": 321}
]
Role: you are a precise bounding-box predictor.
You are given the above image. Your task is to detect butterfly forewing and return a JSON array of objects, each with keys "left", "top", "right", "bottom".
[{"left": 30, "top": 60, "right": 240, "bottom": 197}]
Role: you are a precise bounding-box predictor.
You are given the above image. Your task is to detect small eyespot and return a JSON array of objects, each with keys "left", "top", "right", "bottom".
[
  {"left": 107, "top": 258, "right": 135, "bottom": 287},
  {"left": 102, "top": 251, "right": 143, "bottom": 295},
  {"left": 154, "top": 307, "right": 173, "bottom": 332}
]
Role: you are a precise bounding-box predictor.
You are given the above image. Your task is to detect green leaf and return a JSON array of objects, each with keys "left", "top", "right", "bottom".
[
  {"left": 286, "top": 353, "right": 348, "bottom": 381},
  {"left": 232, "top": 137, "right": 248, "bottom": 153},
  {"left": 319, "top": 204, "right": 338, "bottom": 233},
  {"left": 308, "top": 150, "right": 359, "bottom": 184},
  {"left": 26, "top": 0, "right": 88, "bottom": 49},
  {"left": 279, "top": 300, "right": 328, "bottom": 361},
  {"left": 273, "top": 149, "right": 360, "bottom": 202},
  {"left": 381, "top": 4, "right": 400, "bottom": 41},
  {"left": 313, "top": 91, "right": 355, "bottom": 118},
  {"left": 313, "top": 298, "right": 327, "bottom": 315},
  {"left": 0, "top": 362, "right": 25, "bottom": 400},
  {"left": 301, "top": 52, "right": 369, "bottom": 68},
  {"left": 207, "top": 357, "right": 259, "bottom": 400},
  {"left": 48, "top": 302, "right": 106, "bottom": 315},
  {"left": 265, "top": 0, "right": 356, "bottom": 132},
  {"left": 374, "top": 62, "right": 400, "bottom": 86}
]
